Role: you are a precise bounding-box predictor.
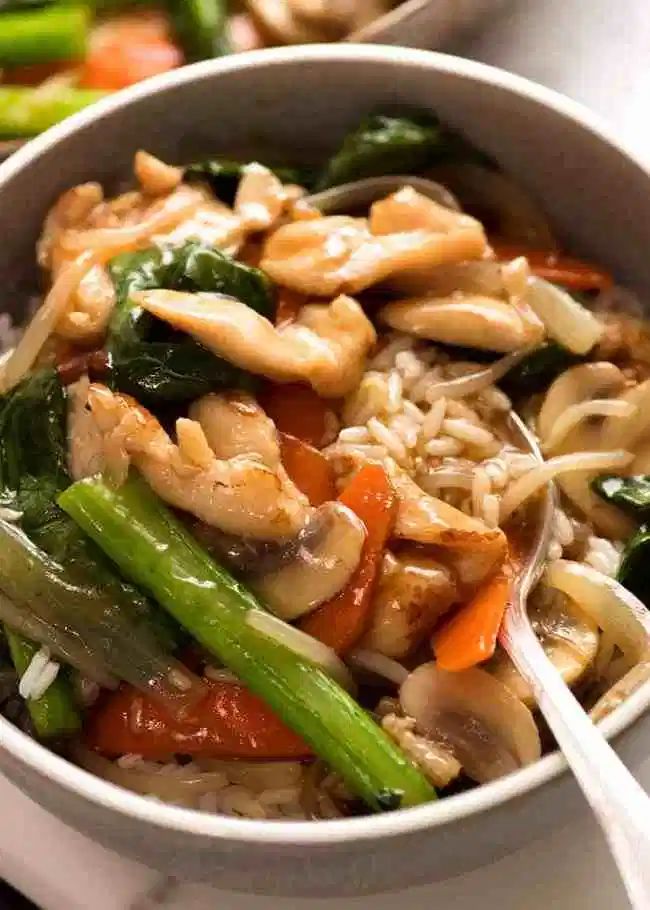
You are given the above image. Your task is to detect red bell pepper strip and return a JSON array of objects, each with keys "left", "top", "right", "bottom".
[
  {"left": 279, "top": 432, "right": 336, "bottom": 507},
  {"left": 491, "top": 241, "right": 613, "bottom": 291},
  {"left": 84, "top": 680, "right": 312, "bottom": 761},
  {"left": 259, "top": 382, "right": 335, "bottom": 449},
  {"left": 299, "top": 464, "right": 396, "bottom": 655}
]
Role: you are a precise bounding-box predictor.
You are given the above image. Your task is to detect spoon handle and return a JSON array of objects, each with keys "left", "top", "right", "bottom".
[{"left": 501, "top": 606, "right": 650, "bottom": 910}]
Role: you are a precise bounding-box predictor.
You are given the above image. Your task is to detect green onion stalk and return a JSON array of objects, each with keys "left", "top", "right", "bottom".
[{"left": 60, "top": 474, "right": 435, "bottom": 813}]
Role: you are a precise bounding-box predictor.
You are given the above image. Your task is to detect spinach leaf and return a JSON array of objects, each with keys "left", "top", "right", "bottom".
[
  {"left": 592, "top": 475, "right": 650, "bottom": 517},
  {"left": 107, "top": 241, "right": 272, "bottom": 403},
  {"left": 0, "top": 369, "right": 180, "bottom": 650},
  {"left": 618, "top": 524, "right": 650, "bottom": 607},
  {"left": 186, "top": 159, "right": 313, "bottom": 205},
  {"left": 315, "top": 112, "right": 490, "bottom": 190},
  {"left": 500, "top": 342, "right": 583, "bottom": 398}
]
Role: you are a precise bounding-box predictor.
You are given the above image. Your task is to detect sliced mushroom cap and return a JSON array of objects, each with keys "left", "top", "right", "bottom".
[
  {"left": 379, "top": 293, "right": 544, "bottom": 353},
  {"left": 360, "top": 547, "right": 457, "bottom": 659},
  {"left": 488, "top": 589, "right": 599, "bottom": 706},
  {"left": 251, "top": 501, "right": 366, "bottom": 620},
  {"left": 400, "top": 662, "right": 541, "bottom": 783}
]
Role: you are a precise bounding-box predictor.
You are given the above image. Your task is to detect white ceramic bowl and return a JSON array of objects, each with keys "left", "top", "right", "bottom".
[{"left": 1, "top": 46, "right": 650, "bottom": 898}]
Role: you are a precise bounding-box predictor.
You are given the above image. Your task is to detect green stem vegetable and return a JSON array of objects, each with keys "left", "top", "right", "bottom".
[
  {"left": 5, "top": 628, "right": 80, "bottom": 739},
  {"left": 0, "top": 5, "right": 89, "bottom": 68},
  {"left": 59, "top": 474, "right": 435, "bottom": 812},
  {"left": 0, "top": 85, "right": 106, "bottom": 138},
  {"left": 167, "top": 0, "right": 228, "bottom": 61}
]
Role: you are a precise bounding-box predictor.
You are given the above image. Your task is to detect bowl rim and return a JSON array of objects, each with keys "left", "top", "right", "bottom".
[{"left": 1, "top": 42, "right": 650, "bottom": 848}]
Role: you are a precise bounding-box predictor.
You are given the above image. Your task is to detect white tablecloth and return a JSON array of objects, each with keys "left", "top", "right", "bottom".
[{"left": 2, "top": 1, "right": 649, "bottom": 906}]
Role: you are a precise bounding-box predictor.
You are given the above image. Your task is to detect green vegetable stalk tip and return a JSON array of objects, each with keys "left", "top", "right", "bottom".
[
  {"left": 5, "top": 627, "right": 80, "bottom": 739},
  {"left": 0, "top": 5, "right": 89, "bottom": 68},
  {"left": 59, "top": 474, "right": 435, "bottom": 812},
  {"left": 0, "top": 85, "right": 107, "bottom": 138}
]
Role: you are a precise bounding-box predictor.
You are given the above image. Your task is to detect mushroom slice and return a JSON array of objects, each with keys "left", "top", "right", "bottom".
[
  {"left": 260, "top": 204, "right": 487, "bottom": 297},
  {"left": 400, "top": 662, "right": 541, "bottom": 783},
  {"left": 251, "top": 502, "right": 366, "bottom": 620},
  {"left": 389, "top": 469, "right": 507, "bottom": 588},
  {"left": 379, "top": 293, "right": 544, "bottom": 353},
  {"left": 135, "top": 290, "right": 376, "bottom": 398},
  {"left": 189, "top": 391, "right": 280, "bottom": 467},
  {"left": 83, "top": 383, "right": 310, "bottom": 540},
  {"left": 360, "top": 548, "right": 457, "bottom": 659},
  {"left": 488, "top": 590, "right": 599, "bottom": 706}
]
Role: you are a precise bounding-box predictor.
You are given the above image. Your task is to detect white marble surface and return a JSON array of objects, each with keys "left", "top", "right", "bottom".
[{"left": 2, "top": 1, "right": 650, "bottom": 907}]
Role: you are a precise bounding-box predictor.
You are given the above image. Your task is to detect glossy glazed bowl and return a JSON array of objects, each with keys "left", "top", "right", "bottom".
[{"left": 1, "top": 46, "right": 650, "bottom": 898}]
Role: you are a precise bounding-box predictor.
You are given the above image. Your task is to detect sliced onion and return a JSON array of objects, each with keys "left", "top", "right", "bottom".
[
  {"left": 525, "top": 277, "right": 603, "bottom": 354},
  {"left": 246, "top": 609, "right": 356, "bottom": 692},
  {"left": 346, "top": 648, "right": 409, "bottom": 686},
  {"left": 545, "top": 560, "right": 650, "bottom": 662},
  {"left": 0, "top": 507, "right": 22, "bottom": 522},
  {"left": 538, "top": 362, "right": 625, "bottom": 446},
  {"left": 542, "top": 399, "right": 635, "bottom": 453},
  {"left": 417, "top": 466, "right": 474, "bottom": 494},
  {"left": 499, "top": 449, "right": 633, "bottom": 522},
  {"left": 400, "top": 662, "right": 541, "bottom": 784},
  {"left": 0, "top": 589, "right": 117, "bottom": 689},
  {"left": 425, "top": 347, "right": 529, "bottom": 402},
  {"left": 601, "top": 378, "right": 650, "bottom": 451},
  {"left": 0, "top": 251, "right": 96, "bottom": 393}
]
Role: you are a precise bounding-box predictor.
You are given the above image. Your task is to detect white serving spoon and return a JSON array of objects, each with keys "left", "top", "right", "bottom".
[{"left": 504, "top": 414, "right": 650, "bottom": 909}]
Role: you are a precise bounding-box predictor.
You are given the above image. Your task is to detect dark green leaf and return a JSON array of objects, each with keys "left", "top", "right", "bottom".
[
  {"left": 106, "top": 241, "right": 271, "bottom": 403},
  {"left": 186, "top": 159, "right": 313, "bottom": 205},
  {"left": 592, "top": 475, "right": 650, "bottom": 517},
  {"left": 315, "top": 112, "right": 490, "bottom": 191},
  {"left": 618, "top": 524, "right": 650, "bottom": 607},
  {"left": 167, "top": 0, "right": 228, "bottom": 61},
  {"left": 0, "top": 369, "right": 180, "bottom": 650},
  {"left": 500, "top": 342, "right": 583, "bottom": 398}
]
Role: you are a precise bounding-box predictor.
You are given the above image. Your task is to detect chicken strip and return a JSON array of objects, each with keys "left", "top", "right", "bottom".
[
  {"left": 260, "top": 191, "right": 487, "bottom": 297},
  {"left": 360, "top": 548, "right": 457, "bottom": 659},
  {"left": 75, "top": 384, "right": 310, "bottom": 540},
  {"left": 380, "top": 293, "right": 544, "bottom": 353},
  {"left": 135, "top": 290, "right": 376, "bottom": 397}
]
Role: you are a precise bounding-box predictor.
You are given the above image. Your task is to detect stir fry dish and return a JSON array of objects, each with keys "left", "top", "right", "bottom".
[
  {"left": 0, "top": 0, "right": 401, "bottom": 142},
  {"left": 2, "top": 111, "right": 650, "bottom": 821}
]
